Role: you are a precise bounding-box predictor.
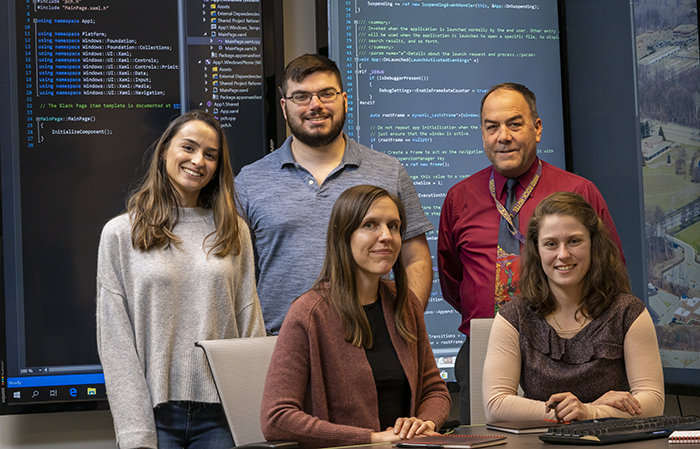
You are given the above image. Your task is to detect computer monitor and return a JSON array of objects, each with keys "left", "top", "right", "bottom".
[
  {"left": 323, "top": 0, "right": 568, "bottom": 385},
  {"left": 632, "top": 0, "right": 700, "bottom": 398},
  {"left": 0, "top": 0, "right": 284, "bottom": 414}
]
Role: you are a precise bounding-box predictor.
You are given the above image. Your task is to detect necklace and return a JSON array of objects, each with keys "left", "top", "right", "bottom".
[{"left": 550, "top": 313, "right": 587, "bottom": 330}]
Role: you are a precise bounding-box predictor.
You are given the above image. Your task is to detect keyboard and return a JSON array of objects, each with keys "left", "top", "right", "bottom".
[{"left": 539, "top": 415, "right": 700, "bottom": 445}]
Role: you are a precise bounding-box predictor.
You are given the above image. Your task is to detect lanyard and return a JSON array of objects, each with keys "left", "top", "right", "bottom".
[{"left": 488, "top": 160, "right": 542, "bottom": 244}]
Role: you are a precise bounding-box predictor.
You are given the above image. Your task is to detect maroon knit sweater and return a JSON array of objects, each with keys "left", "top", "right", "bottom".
[{"left": 261, "top": 280, "right": 451, "bottom": 448}]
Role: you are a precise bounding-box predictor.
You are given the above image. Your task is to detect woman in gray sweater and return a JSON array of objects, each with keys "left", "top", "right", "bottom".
[{"left": 97, "top": 110, "right": 265, "bottom": 449}]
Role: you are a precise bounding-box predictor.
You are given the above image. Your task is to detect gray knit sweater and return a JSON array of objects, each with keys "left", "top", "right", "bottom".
[{"left": 96, "top": 208, "right": 265, "bottom": 449}]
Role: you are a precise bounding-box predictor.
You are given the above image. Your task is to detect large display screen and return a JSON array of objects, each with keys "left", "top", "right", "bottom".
[
  {"left": 0, "top": 0, "right": 283, "bottom": 414},
  {"left": 633, "top": 0, "right": 700, "bottom": 396},
  {"left": 327, "top": 0, "right": 566, "bottom": 383}
]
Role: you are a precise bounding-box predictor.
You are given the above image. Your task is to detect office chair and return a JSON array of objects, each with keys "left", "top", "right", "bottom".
[
  {"left": 469, "top": 318, "right": 494, "bottom": 425},
  {"left": 469, "top": 317, "right": 524, "bottom": 425},
  {"left": 196, "top": 336, "right": 283, "bottom": 447}
]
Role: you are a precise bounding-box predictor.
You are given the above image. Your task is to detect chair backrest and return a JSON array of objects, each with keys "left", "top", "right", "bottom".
[
  {"left": 469, "top": 318, "right": 523, "bottom": 425},
  {"left": 197, "top": 336, "right": 278, "bottom": 446},
  {"left": 469, "top": 318, "right": 494, "bottom": 425}
]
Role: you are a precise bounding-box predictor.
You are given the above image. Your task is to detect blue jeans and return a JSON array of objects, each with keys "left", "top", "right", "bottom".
[{"left": 154, "top": 401, "right": 234, "bottom": 449}]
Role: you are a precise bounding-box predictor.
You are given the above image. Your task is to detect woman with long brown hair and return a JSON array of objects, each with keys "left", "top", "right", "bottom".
[
  {"left": 261, "top": 185, "right": 450, "bottom": 448},
  {"left": 483, "top": 191, "right": 663, "bottom": 423},
  {"left": 97, "top": 110, "right": 264, "bottom": 449}
]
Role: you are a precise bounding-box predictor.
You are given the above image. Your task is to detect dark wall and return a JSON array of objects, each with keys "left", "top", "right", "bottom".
[{"left": 564, "top": 0, "right": 647, "bottom": 300}]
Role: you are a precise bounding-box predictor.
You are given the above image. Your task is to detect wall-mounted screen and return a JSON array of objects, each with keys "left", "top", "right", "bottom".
[
  {"left": 0, "top": 0, "right": 283, "bottom": 414},
  {"left": 633, "top": 0, "right": 700, "bottom": 397},
  {"left": 326, "top": 0, "right": 567, "bottom": 383}
]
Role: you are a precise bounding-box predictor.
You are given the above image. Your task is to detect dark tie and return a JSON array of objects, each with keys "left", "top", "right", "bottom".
[{"left": 497, "top": 178, "right": 519, "bottom": 255}]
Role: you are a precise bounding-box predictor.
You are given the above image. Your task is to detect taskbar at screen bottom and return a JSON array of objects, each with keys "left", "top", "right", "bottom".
[{"left": 3, "top": 384, "right": 107, "bottom": 405}]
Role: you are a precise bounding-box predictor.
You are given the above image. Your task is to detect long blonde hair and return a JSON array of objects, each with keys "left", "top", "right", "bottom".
[
  {"left": 315, "top": 185, "right": 416, "bottom": 348},
  {"left": 127, "top": 110, "right": 241, "bottom": 257}
]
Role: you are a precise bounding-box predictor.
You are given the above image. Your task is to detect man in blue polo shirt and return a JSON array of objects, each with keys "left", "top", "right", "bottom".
[{"left": 236, "top": 54, "right": 433, "bottom": 334}]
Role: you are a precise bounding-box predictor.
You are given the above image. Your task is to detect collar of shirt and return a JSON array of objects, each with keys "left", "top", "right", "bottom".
[
  {"left": 278, "top": 133, "right": 361, "bottom": 170},
  {"left": 492, "top": 156, "right": 540, "bottom": 200}
]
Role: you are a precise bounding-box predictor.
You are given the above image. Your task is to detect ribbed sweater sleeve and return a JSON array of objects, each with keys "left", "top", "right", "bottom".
[
  {"left": 408, "top": 298, "right": 452, "bottom": 426},
  {"left": 97, "top": 216, "right": 158, "bottom": 449}
]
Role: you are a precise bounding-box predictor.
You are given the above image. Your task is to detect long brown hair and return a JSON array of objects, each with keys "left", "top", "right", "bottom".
[
  {"left": 315, "top": 185, "right": 416, "bottom": 347},
  {"left": 519, "top": 191, "right": 630, "bottom": 319},
  {"left": 127, "top": 110, "right": 241, "bottom": 256}
]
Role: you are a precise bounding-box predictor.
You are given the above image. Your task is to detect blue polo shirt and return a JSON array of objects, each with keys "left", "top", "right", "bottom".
[{"left": 236, "top": 134, "right": 433, "bottom": 333}]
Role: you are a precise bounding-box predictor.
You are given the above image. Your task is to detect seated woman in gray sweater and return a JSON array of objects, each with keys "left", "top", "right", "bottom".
[
  {"left": 96, "top": 110, "right": 265, "bottom": 449},
  {"left": 261, "top": 185, "right": 451, "bottom": 449}
]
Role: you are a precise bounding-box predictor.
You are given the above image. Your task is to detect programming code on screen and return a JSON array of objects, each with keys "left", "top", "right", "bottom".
[
  {"left": 2, "top": 0, "right": 272, "bottom": 409},
  {"left": 329, "top": 0, "right": 566, "bottom": 381}
]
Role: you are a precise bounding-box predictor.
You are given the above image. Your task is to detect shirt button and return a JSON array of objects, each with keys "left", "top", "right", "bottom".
[{"left": 308, "top": 180, "right": 314, "bottom": 185}]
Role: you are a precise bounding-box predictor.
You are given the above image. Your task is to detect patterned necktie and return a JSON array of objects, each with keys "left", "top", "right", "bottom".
[{"left": 497, "top": 178, "right": 519, "bottom": 255}]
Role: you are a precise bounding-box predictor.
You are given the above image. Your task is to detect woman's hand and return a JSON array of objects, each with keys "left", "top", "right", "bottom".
[
  {"left": 592, "top": 391, "right": 642, "bottom": 415},
  {"left": 394, "top": 417, "right": 437, "bottom": 439},
  {"left": 370, "top": 418, "right": 437, "bottom": 443},
  {"left": 370, "top": 429, "right": 402, "bottom": 444},
  {"left": 545, "top": 392, "right": 589, "bottom": 422}
]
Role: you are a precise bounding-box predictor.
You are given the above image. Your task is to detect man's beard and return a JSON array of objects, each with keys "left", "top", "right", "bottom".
[{"left": 287, "top": 107, "right": 346, "bottom": 148}]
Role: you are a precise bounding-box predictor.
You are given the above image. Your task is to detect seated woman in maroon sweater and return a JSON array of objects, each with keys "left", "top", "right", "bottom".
[{"left": 261, "top": 185, "right": 451, "bottom": 449}]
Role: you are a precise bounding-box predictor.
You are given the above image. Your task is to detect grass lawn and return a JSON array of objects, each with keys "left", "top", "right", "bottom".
[
  {"left": 643, "top": 144, "right": 700, "bottom": 214},
  {"left": 675, "top": 220, "right": 700, "bottom": 254}
]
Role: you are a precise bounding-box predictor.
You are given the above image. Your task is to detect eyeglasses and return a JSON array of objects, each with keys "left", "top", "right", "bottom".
[{"left": 283, "top": 88, "right": 343, "bottom": 105}]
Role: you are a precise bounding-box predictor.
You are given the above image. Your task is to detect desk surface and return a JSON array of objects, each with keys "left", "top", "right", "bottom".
[
  {"left": 331, "top": 425, "right": 674, "bottom": 449},
  {"left": 455, "top": 425, "right": 672, "bottom": 448}
]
